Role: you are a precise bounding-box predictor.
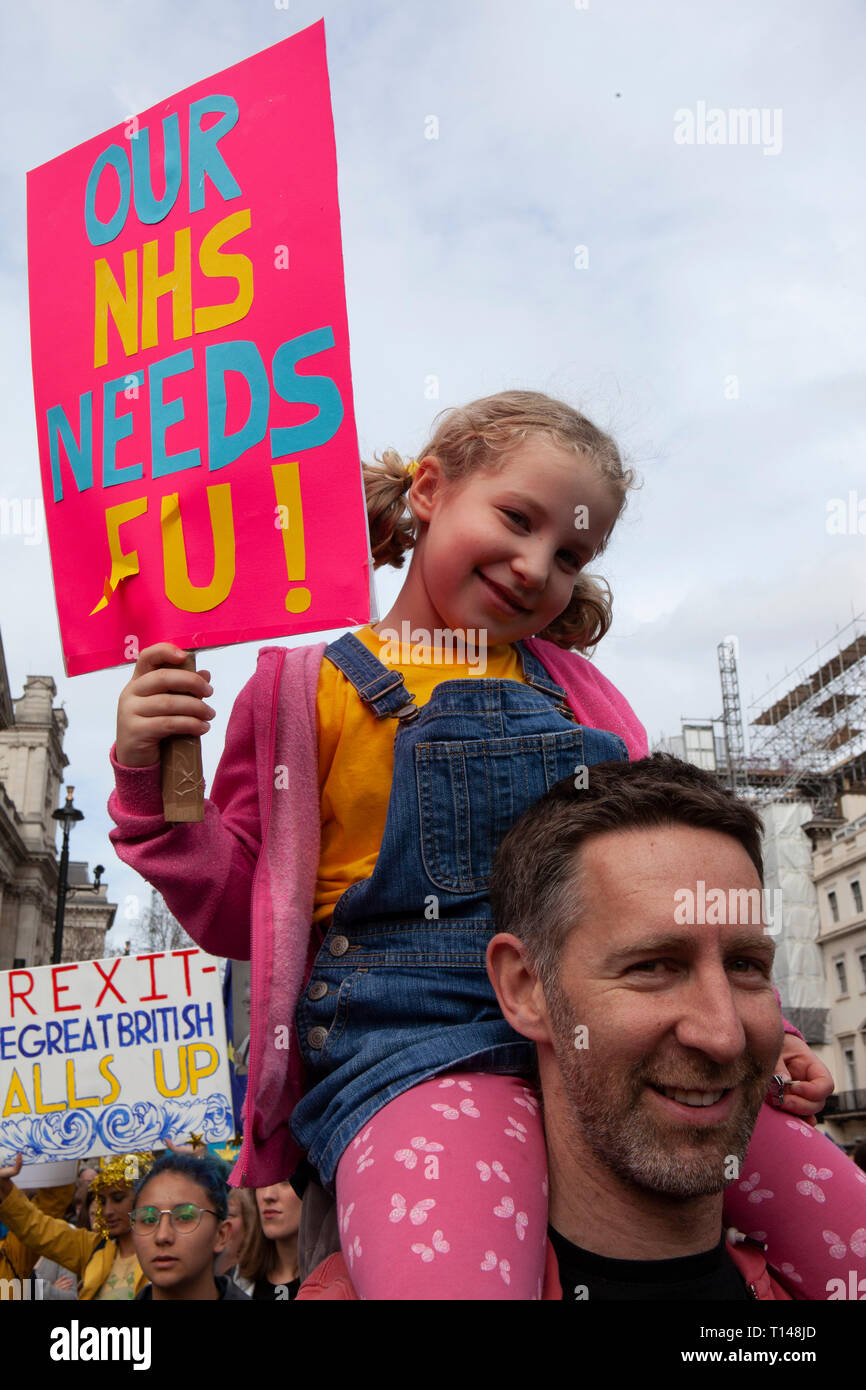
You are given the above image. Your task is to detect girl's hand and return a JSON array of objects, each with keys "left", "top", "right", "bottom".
[
  {"left": 116, "top": 643, "right": 216, "bottom": 768},
  {"left": 54, "top": 1275, "right": 76, "bottom": 1292},
  {"left": 767, "top": 1033, "right": 835, "bottom": 1124},
  {"left": 164, "top": 1138, "right": 205, "bottom": 1156},
  {"left": 0, "top": 1151, "right": 23, "bottom": 1198}
]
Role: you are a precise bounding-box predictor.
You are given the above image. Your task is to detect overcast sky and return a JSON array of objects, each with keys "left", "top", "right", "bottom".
[{"left": 1, "top": 0, "right": 863, "bottom": 948}]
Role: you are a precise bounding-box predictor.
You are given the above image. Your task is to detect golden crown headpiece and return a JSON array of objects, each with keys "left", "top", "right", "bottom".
[{"left": 90, "top": 1151, "right": 155, "bottom": 1239}]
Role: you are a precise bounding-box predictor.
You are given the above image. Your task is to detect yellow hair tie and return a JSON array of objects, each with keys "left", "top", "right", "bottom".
[{"left": 405, "top": 457, "right": 419, "bottom": 478}]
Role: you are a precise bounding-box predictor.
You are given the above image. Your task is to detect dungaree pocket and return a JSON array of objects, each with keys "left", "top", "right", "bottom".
[{"left": 415, "top": 728, "right": 586, "bottom": 893}]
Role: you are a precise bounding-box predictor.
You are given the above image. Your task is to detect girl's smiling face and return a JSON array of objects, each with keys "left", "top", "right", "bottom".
[{"left": 409, "top": 436, "right": 622, "bottom": 643}]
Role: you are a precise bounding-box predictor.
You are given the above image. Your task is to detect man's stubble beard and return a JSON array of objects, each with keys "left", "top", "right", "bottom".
[{"left": 544, "top": 979, "right": 772, "bottom": 1200}]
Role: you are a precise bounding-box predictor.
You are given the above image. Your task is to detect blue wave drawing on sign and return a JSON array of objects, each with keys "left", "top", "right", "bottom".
[{"left": 0, "top": 1095, "right": 233, "bottom": 1163}]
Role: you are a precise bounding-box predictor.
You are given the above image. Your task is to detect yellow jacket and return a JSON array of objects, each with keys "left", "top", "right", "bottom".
[
  {"left": 0, "top": 1182, "right": 74, "bottom": 1285},
  {"left": 0, "top": 1185, "right": 147, "bottom": 1299}
]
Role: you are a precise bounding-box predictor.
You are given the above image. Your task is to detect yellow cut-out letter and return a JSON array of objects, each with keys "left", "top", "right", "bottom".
[
  {"left": 195, "top": 210, "right": 253, "bottom": 334},
  {"left": 94, "top": 248, "right": 139, "bottom": 368},
  {"left": 141, "top": 227, "right": 193, "bottom": 350},
  {"left": 90, "top": 496, "right": 147, "bottom": 615},
  {"left": 161, "top": 485, "right": 235, "bottom": 612}
]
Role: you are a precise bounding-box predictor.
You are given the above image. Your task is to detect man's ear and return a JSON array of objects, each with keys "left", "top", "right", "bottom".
[{"left": 486, "top": 933, "right": 552, "bottom": 1044}]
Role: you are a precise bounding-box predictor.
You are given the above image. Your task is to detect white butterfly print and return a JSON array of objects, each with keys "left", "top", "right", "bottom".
[
  {"left": 738, "top": 1172, "right": 774, "bottom": 1204},
  {"left": 492, "top": 1193, "right": 528, "bottom": 1240},
  {"left": 346, "top": 1235, "right": 362, "bottom": 1267},
  {"left": 513, "top": 1088, "right": 539, "bottom": 1115},
  {"left": 394, "top": 1136, "right": 445, "bottom": 1169},
  {"left": 822, "top": 1228, "right": 866, "bottom": 1260},
  {"left": 785, "top": 1119, "right": 815, "bottom": 1140},
  {"left": 504, "top": 1116, "right": 528, "bottom": 1142},
  {"left": 352, "top": 1125, "right": 373, "bottom": 1150},
  {"left": 476, "top": 1159, "right": 511, "bottom": 1184},
  {"left": 355, "top": 1144, "right": 374, "bottom": 1174},
  {"left": 437, "top": 1078, "right": 474, "bottom": 1092},
  {"left": 796, "top": 1163, "right": 833, "bottom": 1202},
  {"left": 777, "top": 1262, "right": 803, "bottom": 1284},
  {"left": 431, "top": 1097, "right": 480, "bottom": 1120},
  {"left": 389, "top": 1193, "right": 436, "bottom": 1225},
  {"left": 411, "top": 1230, "right": 450, "bottom": 1262},
  {"left": 480, "top": 1250, "right": 511, "bottom": 1284},
  {"left": 338, "top": 1202, "right": 355, "bottom": 1235}
]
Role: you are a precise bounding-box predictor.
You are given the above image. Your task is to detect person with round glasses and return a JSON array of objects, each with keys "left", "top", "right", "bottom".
[{"left": 130, "top": 1153, "right": 250, "bottom": 1301}]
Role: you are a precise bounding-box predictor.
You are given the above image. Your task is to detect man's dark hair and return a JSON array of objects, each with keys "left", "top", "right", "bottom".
[
  {"left": 132, "top": 1151, "right": 229, "bottom": 1221},
  {"left": 489, "top": 752, "right": 765, "bottom": 987}
]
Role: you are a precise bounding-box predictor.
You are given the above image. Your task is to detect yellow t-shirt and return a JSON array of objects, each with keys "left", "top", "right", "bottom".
[
  {"left": 313, "top": 625, "right": 527, "bottom": 931},
  {"left": 93, "top": 1250, "right": 138, "bottom": 1300}
]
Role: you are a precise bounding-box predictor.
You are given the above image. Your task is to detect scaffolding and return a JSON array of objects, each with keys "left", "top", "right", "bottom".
[
  {"left": 655, "top": 615, "right": 866, "bottom": 812},
  {"left": 718, "top": 639, "right": 746, "bottom": 793},
  {"left": 743, "top": 614, "right": 866, "bottom": 808}
]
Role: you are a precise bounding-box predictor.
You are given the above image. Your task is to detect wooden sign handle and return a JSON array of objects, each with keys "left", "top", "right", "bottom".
[{"left": 161, "top": 652, "right": 206, "bottom": 823}]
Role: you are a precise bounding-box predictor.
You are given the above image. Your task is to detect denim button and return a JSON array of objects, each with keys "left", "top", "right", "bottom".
[
  {"left": 307, "top": 980, "right": 328, "bottom": 1001},
  {"left": 307, "top": 1027, "right": 329, "bottom": 1049},
  {"left": 329, "top": 935, "right": 350, "bottom": 957}
]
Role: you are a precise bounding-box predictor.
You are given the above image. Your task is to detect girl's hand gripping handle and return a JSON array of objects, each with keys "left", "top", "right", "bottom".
[{"left": 115, "top": 642, "right": 215, "bottom": 822}]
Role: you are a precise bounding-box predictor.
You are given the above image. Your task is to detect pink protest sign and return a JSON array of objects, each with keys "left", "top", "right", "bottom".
[{"left": 27, "top": 19, "right": 370, "bottom": 677}]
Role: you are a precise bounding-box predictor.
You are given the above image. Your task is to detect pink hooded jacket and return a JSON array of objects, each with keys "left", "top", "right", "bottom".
[{"left": 108, "top": 636, "right": 650, "bottom": 1187}]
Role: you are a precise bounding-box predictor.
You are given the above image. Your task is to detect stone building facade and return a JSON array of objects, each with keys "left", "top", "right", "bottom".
[
  {"left": 0, "top": 629, "right": 116, "bottom": 968},
  {"left": 810, "top": 795, "right": 866, "bottom": 1151}
]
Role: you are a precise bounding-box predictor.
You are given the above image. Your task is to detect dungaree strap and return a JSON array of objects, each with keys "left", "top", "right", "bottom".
[
  {"left": 323, "top": 631, "right": 577, "bottom": 723},
  {"left": 323, "top": 631, "right": 419, "bottom": 722},
  {"left": 514, "top": 641, "right": 577, "bottom": 722}
]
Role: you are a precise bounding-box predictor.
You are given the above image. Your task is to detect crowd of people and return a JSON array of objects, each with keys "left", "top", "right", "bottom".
[{"left": 0, "top": 1146, "right": 302, "bottom": 1302}]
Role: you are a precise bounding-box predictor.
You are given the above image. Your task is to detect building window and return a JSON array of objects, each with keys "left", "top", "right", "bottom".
[
  {"left": 851, "top": 879, "right": 863, "bottom": 915},
  {"left": 859, "top": 951, "right": 866, "bottom": 989},
  {"left": 842, "top": 1046, "right": 857, "bottom": 1091},
  {"left": 834, "top": 956, "right": 849, "bottom": 997},
  {"left": 827, "top": 890, "right": 839, "bottom": 923}
]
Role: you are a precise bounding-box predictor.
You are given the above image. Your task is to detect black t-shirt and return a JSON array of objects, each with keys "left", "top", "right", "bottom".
[
  {"left": 549, "top": 1227, "right": 750, "bottom": 1301},
  {"left": 252, "top": 1275, "right": 300, "bottom": 1301}
]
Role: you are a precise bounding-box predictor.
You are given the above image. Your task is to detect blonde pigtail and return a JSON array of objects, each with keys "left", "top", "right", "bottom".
[
  {"left": 536, "top": 571, "right": 613, "bottom": 654},
  {"left": 362, "top": 449, "right": 417, "bottom": 570}
]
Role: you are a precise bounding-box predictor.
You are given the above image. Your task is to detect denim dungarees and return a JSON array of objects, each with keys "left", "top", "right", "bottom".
[{"left": 291, "top": 631, "right": 628, "bottom": 1189}]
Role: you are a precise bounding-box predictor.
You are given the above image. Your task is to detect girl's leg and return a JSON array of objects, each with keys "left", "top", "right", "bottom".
[
  {"left": 335, "top": 1072, "right": 549, "bottom": 1300},
  {"left": 723, "top": 1102, "right": 866, "bottom": 1298}
]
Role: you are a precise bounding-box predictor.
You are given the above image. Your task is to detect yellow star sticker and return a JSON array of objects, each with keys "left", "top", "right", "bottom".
[
  {"left": 214, "top": 1144, "right": 240, "bottom": 1162},
  {"left": 188, "top": 1132, "right": 205, "bottom": 1150}
]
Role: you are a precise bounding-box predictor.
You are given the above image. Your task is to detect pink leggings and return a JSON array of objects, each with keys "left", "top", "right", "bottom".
[
  {"left": 336, "top": 1072, "right": 866, "bottom": 1300},
  {"left": 335, "top": 1073, "right": 549, "bottom": 1300}
]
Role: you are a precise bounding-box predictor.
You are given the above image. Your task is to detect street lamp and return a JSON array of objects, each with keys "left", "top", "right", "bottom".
[{"left": 51, "top": 786, "right": 103, "bottom": 965}]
